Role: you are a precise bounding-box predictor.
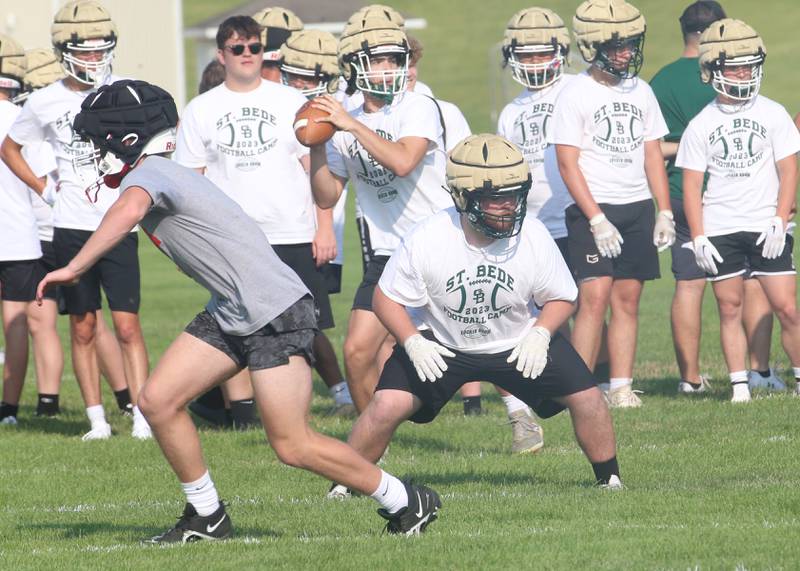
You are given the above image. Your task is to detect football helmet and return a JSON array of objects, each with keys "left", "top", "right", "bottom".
[
  {"left": 338, "top": 16, "right": 409, "bottom": 100},
  {"left": 699, "top": 18, "right": 765, "bottom": 102},
  {"left": 446, "top": 134, "right": 532, "bottom": 239},
  {"left": 72, "top": 80, "right": 178, "bottom": 197},
  {"left": 51, "top": 0, "right": 117, "bottom": 88},
  {"left": 253, "top": 7, "right": 303, "bottom": 63},
  {"left": 346, "top": 5, "right": 405, "bottom": 29},
  {"left": 573, "top": 0, "right": 646, "bottom": 79},
  {"left": 0, "top": 34, "right": 26, "bottom": 97},
  {"left": 280, "top": 30, "right": 339, "bottom": 98},
  {"left": 502, "top": 8, "right": 570, "bottom": 89},
  {"left": 13, "top": 48, "right": 65, "bottom": 104}
]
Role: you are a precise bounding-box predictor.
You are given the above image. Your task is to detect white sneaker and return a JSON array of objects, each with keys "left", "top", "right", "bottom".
[
  {"left": 131, "top": 422, "right": 153, "bottom": 440},
  {"left": 678, "top": 375, "right": 712, "bottom": 394},
  {"left": 600, "top": 475, "right": 624, "bottom": 490},
  {"left": 748, "top": 368, "right": 786, "bottom": 392},
  {"left": 731, "top": 383, "right": 751, "bottom": 403},
  {"left": 0, "top": 415, "right": 18, "bottom": 425},
  {"left": 0, "top": 348, "right": 5, "bottom": 364},
  {"left": 326, "top": 483, "right": 351, "bottom": 500},
  {"left": 608, "top": 385, "right": 643, "bottom": 408},
  {"left": 82, "top": 422, "right": 112, "bottom": 441}
]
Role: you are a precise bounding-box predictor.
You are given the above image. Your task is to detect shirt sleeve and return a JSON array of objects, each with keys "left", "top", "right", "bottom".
[
  {"left": 770, "top": 105, "right": 800, "bottom": 161},
  {"left": 397, "top": 95, "right": 442, "bottom": 147},
  {"left": 378, "top": 231, "right": 428, "bottom": 308},
  {"left": 528, "top": 222, "right": 578, "bottom": 306},
  {"left": 8, "top": 100, "right": 45, "bottom": 146},
  {"left": 643, "top": 84, "right": 670, "bottom": 142},
  {"left": 325, "top": 134, "right": 349, "bottom": 181},
  {"left": 675, "top": 117, "right": 708, "bottom": 173},
  {"left": 174, "top": 99, "right": 209, "bottom": 169},
  {"left": 547, "top": 87, "right": 583, "bottom": 147}
]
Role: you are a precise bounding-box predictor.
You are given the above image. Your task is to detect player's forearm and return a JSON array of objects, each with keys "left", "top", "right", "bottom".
[
  {"left": 775, "top": 155, "right": 798, "bottom": 223},
  {"left": 659, "top": 140, "right": 679, "bottom": 160},
  {"left": 644, "top": 141, "right": 671, "bottom": 212},
  {"left": 556, "top": 145, "right": 601, "bottom": 219},
  {"left": 682, "top": 170, "right": 705, "bottom": 238},
  {"left": 0, "top": 136, "right": 46, "bottom": 195},
  {"left": 315, "top": 204, "right": 334, "bottom": 230},
  {"left": 309, "top": 145, "right": 343, "bottom": 209},
  {"left": 349, "top": 122, "right": 423, "bottom": 177},
  {"left": 373, "top": 286, "right": 419, "bottom": 345},
  {"left": 534, "top": 300, "right": 576, "bottom": 335}
]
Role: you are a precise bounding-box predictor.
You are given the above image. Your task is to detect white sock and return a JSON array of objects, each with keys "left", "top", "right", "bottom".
[
  {"left": 86, "top": 405, "right": 107, "bottom": 428},
  {"left": 501, "top": 394, "right": 529, "bottom": 416},
  {"left": 329, "top": 381, "right": 353, "bottom": 406},
  {"left": 132, "top": 405, "right": 149, "bottom": 425},
  {"left": 729, "top": 370, "right": 748, "bottom": 384},
  {"left": 609, "top": 378, "right": 632, "bottom": 391},
  {"left": 370, "top": 470, "right": 408, "bottom": 514},
  {"left": 181, "top": 471, "right": 220, "bottom": 517},
  {"left": 792, "top": 367, "right": 800, "bottom": 381},
  {"left": 598, "top": 382, "right": 610, "bottom": 393}
]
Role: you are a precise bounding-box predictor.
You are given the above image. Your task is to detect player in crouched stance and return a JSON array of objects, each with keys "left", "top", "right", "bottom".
[
  {"left": 340, "top": 134, "right": 622, "bottom": 489},
  {"left": 36, "top": 79, "right": 441, "bottom": 542},
  {"left": 678, "top": 19, "right": 800, "bottom": 402}
]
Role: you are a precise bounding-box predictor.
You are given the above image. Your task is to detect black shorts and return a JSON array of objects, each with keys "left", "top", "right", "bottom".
[
  {"left": 38, "top": 240, "right": 59, "bottom": 302},
  {"left": 272, "top": 243, "right": 334, "bottom": 330},
  {"left": 185, "top": 296, "right": 318, "bottom": 371},
  {"left": 352, "top": 255, "right": 389, "bottom": 311},
  {"left": 377, "top": 331, "right": 597, "bottom": 424},
  {"left": 707, "top": 232, "right": 795, "bottom": 281},
  {"left": 53, "top": 228, "right": 141, "bottom": 315},
  {"left": 0, "top": 258, "right": 45, "bottom": 302},
  {"left": 320, "top": 263, "right": 342, "bottom": 295},
  {"left": 356, "top": 214, "right": 374, "bottom": 274},
  {"left": 669, "top": 197, "right": 706, "bottom": 281},
  {"left": 554, "top": 237, "right": 575, "bottom": 279},
  {"left": 566, "top": 199, "right": 660, "bottom": 281}
]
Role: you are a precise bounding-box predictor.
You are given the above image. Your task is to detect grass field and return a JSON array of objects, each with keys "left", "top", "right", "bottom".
[{"left": 2, "top": 1, "right": 800, "bottom": 569}]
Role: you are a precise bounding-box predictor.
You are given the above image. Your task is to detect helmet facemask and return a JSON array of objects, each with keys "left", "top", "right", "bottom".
[
  {"left": 507, "top": 42, "right": 565, "bottom": 89},
  {"left": 61, "top": 37, "right": 115, "bottom": 88},
  {"left": 710, "top": 54, "right": 764, "bottom": 102},
  {"left": 452, "top": 180, "right": 531, "bottom": 240},
  {"left": 280, "top": 64, "right": 333, "bottom": 99},
  {"left": 349, "top": 44, "right": 408, "bottom": 103},
  {"left": 594, "top": 33, "right": 644, "bottom": 79}
]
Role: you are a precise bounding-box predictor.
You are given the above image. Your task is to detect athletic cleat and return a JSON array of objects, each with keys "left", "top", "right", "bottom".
[
  {"left": 132, "top": 422, "right": 153, "bottom": 440},
  {"left": 326, "top": 483, "right": 352, "bottom": 500},
  {"left": 188, "top": 400, "right": 232, "bottom": 429},
  {"left": 508, "top": 409, "right": 544, "bottom": 454},
  {"left": 678, "top": 375, "right": 711, "bottom": 394},
  {"left": 378, "top": 482, "right": 441, "bottom": 535},
  {"left": 599, "top": 474, "right": 624, "bottom": 490},
  {"left": 608, "top": 385, "right": 643, "bottom": 408},
  {"left": 748, "top": 368, "right": 786, "bottom": 392},
  {"left": 0, "top": 415, "right": 18, "bottom": 425},
  {"left": 146, "top": 502, "right": 232, "bottom": 544},
  {"left": 81, "top": 422, "right": 112, "bottom": 441},
  {"left": 731, "top": 382, "right": 751, "bottom": 403}
]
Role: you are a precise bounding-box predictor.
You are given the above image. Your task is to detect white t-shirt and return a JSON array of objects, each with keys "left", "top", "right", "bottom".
[
  {"left": 0, "top": 100, "right": 41, "bottom": 260},
  {"left": 175, "top": 80, "right": 315, "bottom": 244},
  {"left": 548, "top": 72, "right": 668, "bottom": 205},
  {"left": 8, "top": 77, "right": 125, "bottom": 231},
  {"left": 326, "top": 90, "right": 451, "bottom": 256},
  {"left": 24, "top": 141, "right": 58, "bottom": 241},
  {"left": 380, "top": 207, "right": 577, "bottom": 354},
  {"left": 498, "top": 77, "right": 574, "bottom": 239},
  {"left": 341, "top": 80, "right": 434, "bottom": 112},
  {"left": 437, "top": 99, "right": 471, "bottom": 153},
  {"left": 676, "top": 96, "right": 800, "bottom": 236}
]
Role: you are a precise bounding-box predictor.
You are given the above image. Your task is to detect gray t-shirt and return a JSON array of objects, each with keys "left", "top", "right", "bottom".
[{"left": 120, "top": 156, "right": 309, "bottom": 335}]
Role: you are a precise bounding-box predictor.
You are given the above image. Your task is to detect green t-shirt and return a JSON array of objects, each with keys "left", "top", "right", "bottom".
[{"left": 650, "top": 57, "right": 716, "bottom": 198}]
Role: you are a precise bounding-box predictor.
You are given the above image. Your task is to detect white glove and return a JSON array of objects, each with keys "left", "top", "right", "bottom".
[
  {"left": 756, "top": 216, "right": 786, "bottom": 259},
  {"left": 691, "top": 235, "right": 723, "bottom": 275},
  {"left": 653, "top": 210, "right": 676, "bottom": 252},
  {"left": 589, "top": 213, "right": 624, "bottom": 258},
  {"left": 506, "top": 326, "right": 551, "bottom": 380},
  {"left": 403, "top": 334, "right": 455, "bottom": 382}
]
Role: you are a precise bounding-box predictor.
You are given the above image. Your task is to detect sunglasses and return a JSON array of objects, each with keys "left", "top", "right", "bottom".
[{"left": 224, "top": 42, "right": 263, "bottom": 56}]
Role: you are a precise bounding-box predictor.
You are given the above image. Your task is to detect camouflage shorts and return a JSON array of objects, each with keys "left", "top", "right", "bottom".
[{"left": 185, "top": 296, "right": 317, "bottom": 371}]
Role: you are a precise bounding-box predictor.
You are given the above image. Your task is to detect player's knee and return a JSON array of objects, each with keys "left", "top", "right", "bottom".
[
  {"left": 137, "top": 385, "right": 171, "bottom": 423},
  {"left": 343, "top": 337, "right": 368, "bottom": 366},
  {"left": 774, "top": 304, "right": 799, "bottom": 327},
  {"left": 70, "top": 319, "right": 97, "bottom": 345},
  {"left": 717, "top": 298, "right": 743, "bottom": 321},
  {"left": 114, "top": 319, "right": 143, "bottom": 345},
  {"left": 271, "top": 437, "right": 311, "bottom": 469}
]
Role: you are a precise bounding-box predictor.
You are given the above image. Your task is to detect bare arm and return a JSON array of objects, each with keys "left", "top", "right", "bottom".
[
  {"left": 373, "top": 286, "right": 419, "bottom": 345},
  {"left": 1, "top": 136, "right": 46, "bottom": 195},
  {"left": 535, "top": 299, "right": 576, "bottom": 335},
  {"left": 555, "top": 144, "right": 601, "bottom": 219},
  {"left": 309, "top": 144, "right": 347, "bottom": 209},
  {"left": 682, "top": 169, "right": 706, "bottom": 239},
  {"left": 312, "top": 204, "right": 337, "bottom": 267},
  {"left": 659, "top": 140, "right": 679, "bottom": 160},
  {"left": 644, "top": 139, "right": 672, "bottom": 212},
  {"left": 775, "top": 154, "right": 799, "bottom": 224}
]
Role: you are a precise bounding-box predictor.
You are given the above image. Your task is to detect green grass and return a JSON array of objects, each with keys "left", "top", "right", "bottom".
[{"left": 2, "top": 1, "right": 800, "bottom": 568}]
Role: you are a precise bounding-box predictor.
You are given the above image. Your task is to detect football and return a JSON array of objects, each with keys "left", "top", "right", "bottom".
[{"left": 293, "top": 100, "right": 336, "bottom": 146}]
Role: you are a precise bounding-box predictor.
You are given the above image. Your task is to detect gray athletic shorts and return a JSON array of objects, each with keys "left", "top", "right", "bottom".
[{"left": 185, "top": 296, "right": 317, "bottom": 371}]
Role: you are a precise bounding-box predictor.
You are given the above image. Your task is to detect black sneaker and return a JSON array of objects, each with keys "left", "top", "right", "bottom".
[
  {"left": 146, "top": 502, "right": 232, "bottom": 543},
  {"left": 378, "top": 482, "right": 441, "bottom": 535},
  {"left": 188, "top": 400, "right": 233, "bottom": 429}
]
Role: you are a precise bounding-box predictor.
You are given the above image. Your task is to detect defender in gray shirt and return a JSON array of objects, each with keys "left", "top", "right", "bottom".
[{"left": 37, "top": 80, "right": 441, "bottom": 542}]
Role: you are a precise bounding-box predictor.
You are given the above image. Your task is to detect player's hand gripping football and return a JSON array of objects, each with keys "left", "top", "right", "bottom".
[
  {"left": 756, "top": 216, "right": 786, "bottom": 259},
  {"left": 507, "top": 326, "right": 551, "bottom": 380},
  {"left": 311, "top": 95, "right": 359, "bottom": 134},
  {"left": 403, "top": 334, "right": 456, "bottom": 382},
  {"left": 691, "top": 235, "right": 723, "bottom": 275},
  {"left": 653, "top": 210, "right": 676, "bottom": 252},
  {"left": 589, "top": 213, "right": 624, "bottom": 258}
]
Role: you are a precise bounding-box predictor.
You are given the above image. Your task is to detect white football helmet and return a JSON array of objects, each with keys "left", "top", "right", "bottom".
[
  {"left": 51, "top": 0, "right": 117, "bottom": 88},
  {"left": 280, "top": 30, "right": 339, "bottom": 98},
  {"left": 699, "top": 18, "right": 765, "bottom": 102},
  {"left": 502, "top": 7, "right": 570, "bottom": 89},
  {"left": 0, "top": 33, "right": 26, "bottom": 97}
]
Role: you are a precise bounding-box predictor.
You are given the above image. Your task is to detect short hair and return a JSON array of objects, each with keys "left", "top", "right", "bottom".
[
  {"left": 198, "top": 59, "right": 225, "bottom": 94},
  {"left": 407, "top": 35, "right": 424, "bottom": 67},
  {"left": 216, "top": 15, "right": 262, "bottom": 50},
  {"left": 679, "top": 1, "right": 726, "bottom": 37}
]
